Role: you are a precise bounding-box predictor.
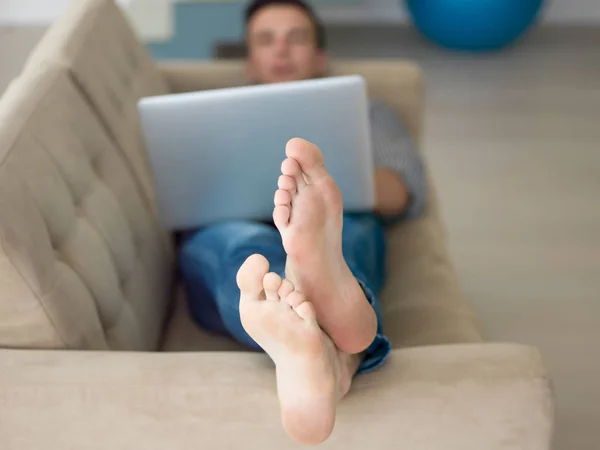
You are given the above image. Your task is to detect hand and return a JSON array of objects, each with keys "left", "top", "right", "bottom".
[{"left": 373, "top": 168, "right": 409, "bottom": 217}]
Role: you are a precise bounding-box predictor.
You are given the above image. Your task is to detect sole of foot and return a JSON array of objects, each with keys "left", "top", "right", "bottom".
[
  {"left": 237, "top": 254, "right": 355, "bottom": 445},
  {"left": 273, "top": 138, "right": 378, "bottom": 355}
]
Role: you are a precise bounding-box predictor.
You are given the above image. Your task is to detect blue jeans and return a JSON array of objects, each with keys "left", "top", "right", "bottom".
[{"left": 179, "top": 214, "right": 391, "bottom": 375}]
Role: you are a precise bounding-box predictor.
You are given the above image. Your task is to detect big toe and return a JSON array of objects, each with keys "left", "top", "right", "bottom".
[
  {"left": 286, "top": 138, "right": 329, "bottom": 182},
  {"left": 236, "top": 254, "right": 270, "bottom": 295}
]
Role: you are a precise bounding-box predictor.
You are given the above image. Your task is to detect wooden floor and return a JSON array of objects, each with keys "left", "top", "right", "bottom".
[
  {"left": 2, "top": 24, "right": 600, "bottom": 450},
  {"left": 329, "top": 26, "right": 600, "bottom": 450}
]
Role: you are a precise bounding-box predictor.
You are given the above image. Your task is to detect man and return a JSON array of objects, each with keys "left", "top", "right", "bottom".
[{"left": 180, "top": 0, "right": 427, "bottom": 445}]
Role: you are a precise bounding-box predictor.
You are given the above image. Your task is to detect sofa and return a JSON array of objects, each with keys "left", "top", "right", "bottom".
[{"left": 0, "top": 0, "right": 554, "bottom": 448}]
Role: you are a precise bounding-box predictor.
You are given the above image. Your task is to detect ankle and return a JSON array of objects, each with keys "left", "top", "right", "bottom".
[{"left": 335, "top": 350, "right": 361, "bottom": 400}]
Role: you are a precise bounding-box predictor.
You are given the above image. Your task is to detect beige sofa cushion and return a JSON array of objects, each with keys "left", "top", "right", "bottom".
[
  {"left": 0, "top": 65, "right": 172, "bottom": 350},
  {"left": 0, "top": 343, "right": 553, "bottom": 450},
  {"left": 160, "top": 285, "right": 247, "bottom": 352},
  {"left": 24, "top": 0, "right": 170, "bottom": 213}
]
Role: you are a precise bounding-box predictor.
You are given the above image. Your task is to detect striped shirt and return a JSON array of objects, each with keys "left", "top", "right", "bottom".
[{"left": 369, "top": 99, "right": 427, "bottom": 220}]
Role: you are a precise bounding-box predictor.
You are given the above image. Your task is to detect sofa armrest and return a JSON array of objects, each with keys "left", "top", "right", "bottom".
[{"left": 0, "top": 343, "right": 553, "bottom": 449}]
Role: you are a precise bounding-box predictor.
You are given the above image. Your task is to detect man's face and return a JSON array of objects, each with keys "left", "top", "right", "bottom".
[{"left": 246, "top": 5, "right": 328, "bottom": 84}]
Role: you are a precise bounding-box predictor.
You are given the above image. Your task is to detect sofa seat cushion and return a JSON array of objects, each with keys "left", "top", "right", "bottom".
[
  {"left": 161, "top": 285, "right": 247, "bottom": 352},
  {"left": 0, "top": 343, "right": 553, "bottom": 450},
  {"left": 0, "top": 66, "right": 172, "bottom": 350},
  {"left": 381, "top": 193, "right": 484, "bottom": 347}
]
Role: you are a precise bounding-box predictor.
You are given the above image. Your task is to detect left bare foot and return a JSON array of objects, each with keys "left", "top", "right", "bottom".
[
  {"left": 272, "top": 138, "right": 377, "bottom": 355},
  {"left": 237, "top": 254, "right": 357, "bottom": 445}
]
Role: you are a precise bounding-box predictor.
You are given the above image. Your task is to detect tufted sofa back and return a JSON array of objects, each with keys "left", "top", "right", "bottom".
[
  {"left": 0, "top": 65, "right": 173, "bottom": 350},
  {"left": 24, "top": 0, "right": 171, "bottom": 216}
]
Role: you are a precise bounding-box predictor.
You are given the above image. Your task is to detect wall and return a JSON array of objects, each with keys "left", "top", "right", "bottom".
[
  {"left": 318, "top": 0, "right": 405, "bottom": 23},
  {"left": 544, "top": 0, "right": 600, "bottom": 23},
  {"left": 3, "top": 0, "right": 600, "bottom": 26},
  {"left": 0, "top": 0, "right": 128, "bottom": 24},
  {"left": 1, "top": 0, "right": 600, "bottom": 58},
  {"left": 0, "top": 0, "right": 73, "bottom": 24},
  {"left": 149, "top": 3, "right": 244, "bottom": 59},
  {"left": 320, "top": 0, "right": 600, "bottom": 24}
]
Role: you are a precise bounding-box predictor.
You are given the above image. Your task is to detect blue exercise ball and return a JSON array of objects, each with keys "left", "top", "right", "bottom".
[{"left": 405, "top": 0, "right": 545, "bottom": 52}]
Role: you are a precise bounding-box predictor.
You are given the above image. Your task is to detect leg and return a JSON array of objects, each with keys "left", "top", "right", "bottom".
[
  {"left": 237, "top": 254, "right": 361, "bottom": 445},
  {"left": 341, "top": 213, "right": 387, "bottom": 295},
  {"left": 179, "top": 220, "right": 292, "bottom": 349},
  {"left": 341, "top": 213, "right": 391, "bottom": 375},
  {"left": 272, "top": 138, "right": 379, "bottom": 355}
]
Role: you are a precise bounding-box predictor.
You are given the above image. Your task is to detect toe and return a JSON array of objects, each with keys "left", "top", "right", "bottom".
[
  {"left": 294, "top": 300, "right": 317, "bottom": 322},
  {"left": 286, "top": 138, "right": 329, "bottom": 183},
  {"left": 263, "top": 272, "right": 283, "bottom": 301},
  {"left": 278, "top": 175, "right": 297, "bottom": 195},
  {"left": 281, "top": 157, "right": 306, "bottom": 188},
  {"left": 273, "top": 205, "right": 291, "bottom": 229},
  {"left": 286, "top": 291, "right": 307, "bottom": 309},
  {"left": 278, "top": 279, "right": 295, "bottom": 299},
  {"left": 236, "top": 254, "right": 270, "bottom": 297},
  {"left": 274, "top": 189, "right": 292, "bottom": 207}
]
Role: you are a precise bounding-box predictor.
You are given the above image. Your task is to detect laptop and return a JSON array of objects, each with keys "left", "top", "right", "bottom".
[{"left": 138, "top": 75, "right": 375, "bottom": 230}]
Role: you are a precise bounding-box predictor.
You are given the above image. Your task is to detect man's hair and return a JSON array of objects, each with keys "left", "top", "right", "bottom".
[{"left": 244, "top": 0, "right": 327, "bottom": 50}]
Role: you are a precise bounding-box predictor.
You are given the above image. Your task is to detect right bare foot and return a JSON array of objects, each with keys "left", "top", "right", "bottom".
[
  {"left": 273, "top": 138, "right": 378, "bottom": 355},
  {"left": 237, "top": 254, "right": 357, "bottom": 445}
]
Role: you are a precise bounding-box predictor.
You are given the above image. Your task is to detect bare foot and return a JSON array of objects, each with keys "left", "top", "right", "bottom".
[
  {"left": 273, "top": 138, "right": 378, "bottom": 354},
  {"left": 237, "top": 254, "right": 358, "bottom": 445}
]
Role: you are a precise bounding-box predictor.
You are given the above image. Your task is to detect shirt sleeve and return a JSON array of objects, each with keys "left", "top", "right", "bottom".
[{"left": 369, "top": 99, "right": 428, "bottom": 221}]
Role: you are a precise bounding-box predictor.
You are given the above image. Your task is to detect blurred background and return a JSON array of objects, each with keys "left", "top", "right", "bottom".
[{"left": 1, "top": 1, "right": 599, "bottom": 449}]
